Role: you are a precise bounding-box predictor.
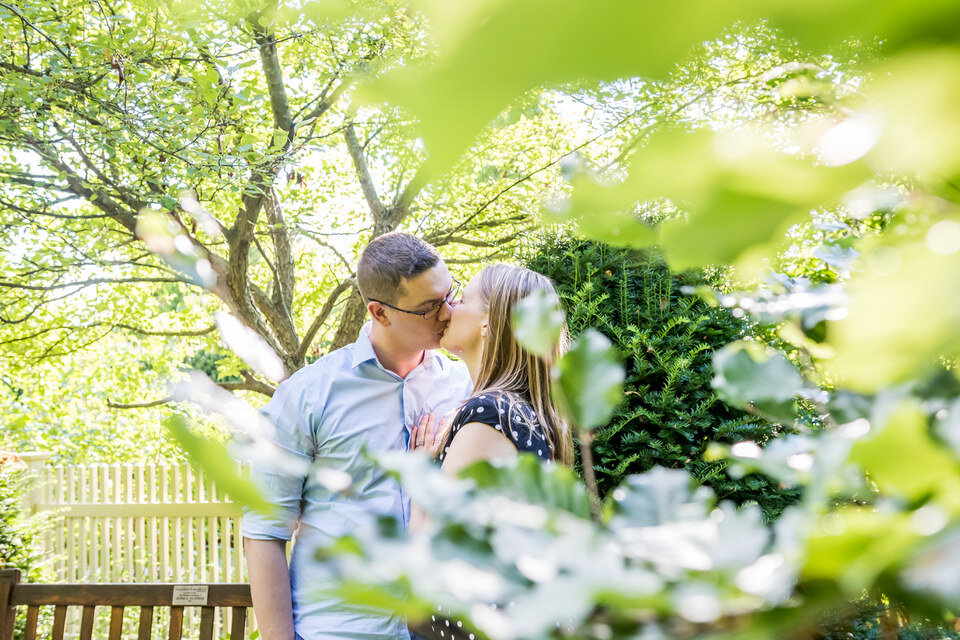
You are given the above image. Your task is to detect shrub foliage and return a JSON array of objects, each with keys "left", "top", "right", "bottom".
[{"left": 524, "top": 235, "right": 798, "bottom": 518}]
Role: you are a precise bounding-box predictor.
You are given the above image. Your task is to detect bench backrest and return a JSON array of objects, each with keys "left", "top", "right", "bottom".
[{"left": 0, "top": 569, "right": 252, "bottom": 640}]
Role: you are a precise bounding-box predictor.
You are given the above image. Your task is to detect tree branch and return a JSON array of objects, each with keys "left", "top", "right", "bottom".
[
  {"left": 443, "top": 251, "right": 510, "bottom": 265},
  {"left": 388, "top": 161, "right": 429, "bottom": 228},
  {"left": 23, "top": 134, "right": 139, "bottom": 232},
  {"left": 1, "top": 174, "right": 73, "bottom": 193},
  {"left": 0, "top": 195, "right": 113, "bottom": 219},
  {"left": 296, "top": 76, "right": 353, "bottom": 125},
  {"left": 0, "top": 1, "right": 72, "bottom": 62},
  {"left": 296, "top": 278, "right": 355, "bottom": 363},
  {"left": 296, "top": 227, "right": 353, "bottom": 270},
  {"left": 344, "top": 121, "right": 387, "bottom": 227},
  {"left": 424, "top": 231, "right": 526, "bottom": 249},
  {"left": 0, "top": 324, "right": 70, "bottom": 346},
  {"left": 600, "top": 66, "right": 798, "bottom": 172},
  {"left": 0, "top": 276, "right": 192, "bottom": 291},
  {"left": 249, "top": 282, "right": 299, "bottom": 359},
  {"left": 108, "top": 370, "right": 275, "bottom": 408},
  {"left": 113, "top": 323, "right": 216, "bottom": 337},
  {"left": 263, "top": 188, "right": 295, "bottom": 310},
  {"left": 218, "top": 32, "right": 303, "bottom": 59},
  {"left": 54, "top": 123, "right": 147, "bottom": 212},
  {"left": 107, "top": 397, "right": 174, "bottom": 409},
  {"left": 219, "top": 370, "right": 275, "bottom": 396},
  {"left": 439, "top": 115, "right": 641, "bottom": 243},
  {"left": 252, "top": 27, "right": 293, "bottom": 135},
  {"left": 252, "top": 231, "right": 283, "bottom": 301}
]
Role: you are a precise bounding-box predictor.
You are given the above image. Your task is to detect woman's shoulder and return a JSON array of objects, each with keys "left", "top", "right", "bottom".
[{"left": 443, "top": 390, "right": 552, "bottom": 463}]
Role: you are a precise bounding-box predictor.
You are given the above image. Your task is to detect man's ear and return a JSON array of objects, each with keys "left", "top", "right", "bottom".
[{"left": 368, "top": 301, "right": 391, "bottom": 327}]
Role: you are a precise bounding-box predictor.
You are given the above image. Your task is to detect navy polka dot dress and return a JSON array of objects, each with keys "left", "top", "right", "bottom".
[
  {"left": 430, "top": 392, "right": 552, "bottom": 640},
  {"left": 437, "top": 392, "right": 553, "bottom": 464}
]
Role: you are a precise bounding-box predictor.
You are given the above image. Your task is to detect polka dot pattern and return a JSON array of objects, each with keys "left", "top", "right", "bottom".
[{"left": 437, "top": 392, "right": 552, "bottom": 464}]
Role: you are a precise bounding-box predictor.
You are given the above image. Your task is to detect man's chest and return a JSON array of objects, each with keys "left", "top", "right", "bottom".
[{"left": 312, "top": 369, "right": 467, "bottom": 456}]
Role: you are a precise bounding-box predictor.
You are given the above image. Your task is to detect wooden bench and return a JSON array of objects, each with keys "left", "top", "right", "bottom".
[{"left": 0, "top": 569, "right": 251, "bottom": 640}]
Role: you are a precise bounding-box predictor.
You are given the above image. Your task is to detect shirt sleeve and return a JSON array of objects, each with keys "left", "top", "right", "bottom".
[{"left": 241, "top": 376, "right": 318, "bottom": 541}]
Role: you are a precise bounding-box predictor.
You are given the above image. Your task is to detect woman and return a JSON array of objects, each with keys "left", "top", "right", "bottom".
[
  {"left": 409, "top": 263, "right": 574, "bottom": 475},
  {"left": 408, "top": 264, "right": 573, "bottom": 640}
]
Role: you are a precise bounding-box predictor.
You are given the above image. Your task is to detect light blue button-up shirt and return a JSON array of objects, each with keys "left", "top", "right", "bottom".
[{"left": 241, "top": 325, "right": 472, "bottom": 640}]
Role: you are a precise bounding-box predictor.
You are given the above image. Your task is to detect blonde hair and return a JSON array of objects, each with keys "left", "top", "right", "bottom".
[{"left": 471, "top": 264, "right": 574, "bottom": 466}]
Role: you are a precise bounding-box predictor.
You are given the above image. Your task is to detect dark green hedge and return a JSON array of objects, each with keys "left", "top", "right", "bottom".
[{"left": 523, "top": 235, "right": 799, "bottom": 520}]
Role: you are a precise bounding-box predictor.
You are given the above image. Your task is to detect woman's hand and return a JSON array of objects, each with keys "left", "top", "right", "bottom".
[{"left": 409, "top": 412, "right": 452, "bottom": 459}]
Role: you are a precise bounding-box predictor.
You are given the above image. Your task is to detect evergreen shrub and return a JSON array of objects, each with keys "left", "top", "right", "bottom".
[{"left": 523, "top": 235, "right": 799, "bottom": 519}]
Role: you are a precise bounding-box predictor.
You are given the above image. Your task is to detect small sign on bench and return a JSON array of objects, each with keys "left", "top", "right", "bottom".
[{"left": 172, "top": 585, "right": 209, "bottom": 606}]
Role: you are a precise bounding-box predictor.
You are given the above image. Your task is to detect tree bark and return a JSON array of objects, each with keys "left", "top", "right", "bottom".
[{"left": 328, "top": 291, "right": 368, "bottom": 352}]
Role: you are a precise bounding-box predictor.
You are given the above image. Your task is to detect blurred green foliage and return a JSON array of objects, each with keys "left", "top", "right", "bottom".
[
  {"left": 315, "top": 0, "right": 960, "bottom": 636},
  {"left": 4, "top": 0, "right": 960, "bottom": 638}
]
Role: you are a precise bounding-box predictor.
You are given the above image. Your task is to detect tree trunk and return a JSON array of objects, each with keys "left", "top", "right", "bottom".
[{"left": 328, "top": 291, "right": 368, "bottom": 352}]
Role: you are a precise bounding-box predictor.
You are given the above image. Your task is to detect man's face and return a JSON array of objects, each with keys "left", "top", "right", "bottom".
[{"left": 386, "top": 260, "right": 456, "bottom": 351}]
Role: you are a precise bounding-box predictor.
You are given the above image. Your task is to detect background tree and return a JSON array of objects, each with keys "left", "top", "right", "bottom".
[
  {"left": 0, "top": 0, "right": 615, "bottom": 426},
  {"left": 0, "top": 2, "right": 857, "bottom": 463}
]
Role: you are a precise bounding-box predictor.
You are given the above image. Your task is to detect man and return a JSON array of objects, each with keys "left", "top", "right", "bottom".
[{"left": 242, "top": 232, "right": 473, "bottom": 640}]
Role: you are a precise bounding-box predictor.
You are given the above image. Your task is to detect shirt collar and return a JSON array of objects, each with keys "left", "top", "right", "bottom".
[
  {"left": 351, "top": 322, "right": 378, "bottom": 368},
  {"left": 350, "top": 322, "right": 440, "bottom": 373}
]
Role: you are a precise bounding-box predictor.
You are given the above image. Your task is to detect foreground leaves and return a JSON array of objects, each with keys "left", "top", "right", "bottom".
[
  {"left": 321, "top": 405, "right": 960, "bottom": 638},
  {"left": 511, "top": 290, "right": 566, "bottom": 358},
  {"left": 712, "top": 341, "right": 805, "bottom": 422},
  {"left": 165, "top": 415, "right": 273, "bottom": 514},
  {"left": 552, "top": 329, "right": 625, "bottom": 431}
]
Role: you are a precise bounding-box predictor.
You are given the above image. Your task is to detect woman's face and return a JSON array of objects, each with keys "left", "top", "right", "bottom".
[{"left": 439, "top": 276, "right": 487, "bottom": 358}]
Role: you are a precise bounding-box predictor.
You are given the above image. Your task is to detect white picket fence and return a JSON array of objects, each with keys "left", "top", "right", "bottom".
[
  {"left": 21, "top": 454, "right": 249, "bottom": 584},
  {"left": 19, "top": 453, "right": 252, "bottom": 638}
]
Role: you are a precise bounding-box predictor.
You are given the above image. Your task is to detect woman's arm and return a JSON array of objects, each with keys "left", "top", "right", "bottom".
[
  {"left": 410, "top": 418, "right": 515, "bottom": 531},
  {"left": 440, "top": 421, "right": 518, "bottom": 477}
]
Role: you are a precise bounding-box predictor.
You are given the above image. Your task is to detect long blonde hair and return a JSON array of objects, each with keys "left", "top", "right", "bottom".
[{"left": 471, "top": 264, "right": 574, "bottom": 466}]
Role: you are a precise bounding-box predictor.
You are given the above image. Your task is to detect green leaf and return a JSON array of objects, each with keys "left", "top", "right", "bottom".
[
  {"left": 610, "top": 468, "right": 713, "bottom": 527},
  {"left": 712, "top": 341, "right": 804, "bottom": 422},
  {"left": 458, "top": 455, "right": 593, "bottom": 519},
  {"left": 869, "top": 49, "right": 960, "bottom": 180},
  {"left": 804, "top": 507, "right": 919, "bottom": 594},
  {"left": 164, "top": 415, "right": 273, "bottom": 514},
  {"left": 6, "top": 414, "right": 29, "bottom": 431},
  {"left": 511, "top": 289, "right": 565, "bottom": 357},
  {"left": 570, "top": 128, "right": 871, "bottom": 272},
  {"left": 366, "top": 0, "right": 756, "bottom": 171},
  {"left": 552, "top": 329, "right": 624, "bottom": 431},
  {"left": 271, "top": 128, "right": 289, "bottom": 150},
  {"left": 827, "top": 236, "right": 960, "bottom": 392},
  {"left": 367, "top": 0, "right": 960, "bottom": 174},
  {"left": 238, "top": 133, "right": 258, "bottom": 151},
  {"left": 546, "top": 201, "right": 657, "bottom": 248},
  {"left": 849, "top": 403, "right": 960, "bottom": 509}
]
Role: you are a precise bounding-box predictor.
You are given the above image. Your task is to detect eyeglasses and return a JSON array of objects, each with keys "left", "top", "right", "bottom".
[{"left": 370, "top": 277, "right": 462, "bottom": 320}]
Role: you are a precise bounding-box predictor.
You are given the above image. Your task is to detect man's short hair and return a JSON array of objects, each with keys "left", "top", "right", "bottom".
[{"left": 357, "top": 232, "right": 440, "bottom": 304}]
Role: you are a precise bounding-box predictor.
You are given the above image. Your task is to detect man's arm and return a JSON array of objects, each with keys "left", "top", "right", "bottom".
[{"left": 244, "top": 538, "right": 295, "bottom": 640}]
